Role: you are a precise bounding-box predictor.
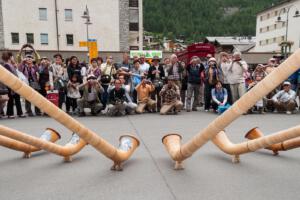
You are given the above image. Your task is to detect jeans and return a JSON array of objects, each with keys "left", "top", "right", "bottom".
[{"left": 186, "top": 83, "right": 200, "bottom": 110}]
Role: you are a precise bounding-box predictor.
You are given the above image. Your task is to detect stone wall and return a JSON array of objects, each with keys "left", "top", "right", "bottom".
[
  {"left": 0, "top": 0, "right": 4, "bottom": 49},
  {"left": 119, "top": 0, "right": 129, "bottom": 51}
]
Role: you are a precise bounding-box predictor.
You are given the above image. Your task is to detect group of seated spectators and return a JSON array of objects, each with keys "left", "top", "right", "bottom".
[{"left": 0, "top": 43, "right": 298, "bottom": 119}]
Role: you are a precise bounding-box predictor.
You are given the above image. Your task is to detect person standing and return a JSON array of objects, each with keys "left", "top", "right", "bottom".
[
  {"left": 167, "top": 54, "right": 184, "bottom": 90},
  {"left": 100, "top": 56, "right": 116, "bottom": 108},
  {"left": 219, "top": 52, "right": 232, "bottom": 105},
  {"left": 227, "top": 52, "right": 248, "bottom": 103},
  {"left": 2, "top": 51, "right": 26, "bottom": 118},
  {"left": 147, "top": 56, "right": 165, "bottom": 111},
  {"left": 186, "top": 56, "right": 205, "bottom": 112},
  {"left": 204, "top": 57, "right": 223, "bottom": 112},
  {"left": 49, "top": 53, "right": 68, "bottom": 109},
  {"left": 18, "top": 54, "right": 41, "bottom": 116},
  {"left": 139, "top": 54, "right": 150, "bottom": 76},
  {"left": 67, "top": 56, "right": 82, "bottom": 83}
]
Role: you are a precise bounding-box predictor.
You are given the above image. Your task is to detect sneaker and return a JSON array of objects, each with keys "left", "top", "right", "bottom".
[
  {"left": 186, "top": 109, "right": 191, "bottom": 112},
  {"left": 8, "top": 115, "right": 15, "bottom": 119},
  {"left": 18, "top": 114, "right": 27, "bottom": 118},
  {"left": 205, "top": 110, "right": 209, "bottom": 112},
  {"left": 274, "top": 109, "right": 278, "bottom": 113},
  {"left": 286, "top": 111, "right": 292, "bottom": 115},
  {"left": 78, "top": 112, "right": 86, "bottom": 117}
]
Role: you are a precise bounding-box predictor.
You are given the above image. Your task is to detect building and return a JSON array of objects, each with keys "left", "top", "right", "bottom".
[
  {"left": 252, "top": 0, "right": 300, "bottom": 53},
  {"left": 0, "top": 0, "right": 143, "bottom": 52},
  {"left": 205, "top": 36, "right": 256, "bottom": 53}
]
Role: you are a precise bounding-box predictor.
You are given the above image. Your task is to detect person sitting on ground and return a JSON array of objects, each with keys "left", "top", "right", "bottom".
[
  {"left": 252, "top": 64, "right": 267, "bottom": 81},
  {"left": 159, "top": 78, "right": 183, "bottom": 115},
  {"left": 107, "top": 79, "right": 127, "bottom": 116},
  {"left": 247, "top": 74, "right": 265, "bottom": 114},
  {"left": 135, "top": 78, "right": 156, "bottom": 113},
  {"left": 77, "top": 75, "right": 103, "bottom": 116},
  {"left": 271, "top": 81, "right": 297, "bottom": 115},
  {"left": 211, "top": 81, "right": 228, "bottom": 113},
  {"left": 107, "top": 75, "right": 137, "bottom": 115}
]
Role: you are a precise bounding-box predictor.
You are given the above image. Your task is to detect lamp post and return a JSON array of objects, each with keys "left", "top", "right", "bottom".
[
  {"left": 276, "top": 5, "right": 300, "bottom": 58},
  {"left": 81, "top": 5, "right": 92, "bottom": 62}
]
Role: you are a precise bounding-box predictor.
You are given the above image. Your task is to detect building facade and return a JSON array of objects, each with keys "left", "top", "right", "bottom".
[
  {"left": 0, "top": 0, "right": 143, "bottom": 52},
  {"left": 252, "top": 0, "right": 300, "bottom": 53}
]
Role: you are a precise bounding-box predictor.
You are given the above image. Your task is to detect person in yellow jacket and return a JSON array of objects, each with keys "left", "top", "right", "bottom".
[{"left": 135, "top": 78, "right": 156, "bottom": 113}]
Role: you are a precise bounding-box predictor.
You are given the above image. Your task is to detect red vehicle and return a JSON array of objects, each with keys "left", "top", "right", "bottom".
[{"left": 176, "top": 43, "right": 216, "bottom": 64}]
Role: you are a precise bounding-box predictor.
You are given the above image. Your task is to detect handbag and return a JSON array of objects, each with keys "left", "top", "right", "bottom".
[
  {"left": 132, "top": 75, "right": 141, "bottom": 86},
  {"left": 100, "top": 65, "right": 113, "bottom": 84},
  {"left": 0, "top": 83, "right": 8, "bottom": 95}
]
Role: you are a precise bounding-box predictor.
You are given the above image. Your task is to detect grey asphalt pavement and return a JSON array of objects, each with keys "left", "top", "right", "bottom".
[{"left": 0, "top": 111, "right": 299, "bottom": 200}]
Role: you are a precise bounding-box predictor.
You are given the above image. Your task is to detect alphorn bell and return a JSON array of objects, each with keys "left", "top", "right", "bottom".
[
  {"left": 0, "top": 65, "right": 140, "bottom": 171},
  {"left": 245, "top": 127, "right": 300, "bottom": 156},
  {"left": 162, "top": 49, "right": 300, "bottom": 169},
  {"left": 0, "top": 128, "right": 60, "bottom": 158}
]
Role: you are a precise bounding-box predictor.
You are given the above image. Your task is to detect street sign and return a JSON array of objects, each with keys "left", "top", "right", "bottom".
[
  {"left": 79, "top": 40, "right": 99, "bottom": 61},
  {"left": 130, "top": 50, "right": 163, "bottom": 59}
]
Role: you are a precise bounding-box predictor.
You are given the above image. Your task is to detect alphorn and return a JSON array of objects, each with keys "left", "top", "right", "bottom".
[
  {"left": 162, "top": 49, "right": 300, "bottom": 169},
  {"left": 0, "top": 126, "right": 86, "bottom": 162},
  {"left": 245, "top": 127, "right": 300, "bottom": 156},
  {"left": 0, "top": 128, "right": 60, "bottom": 158},
  {"left": 0, "top": 65, "right": 140, "bottom": 171}
]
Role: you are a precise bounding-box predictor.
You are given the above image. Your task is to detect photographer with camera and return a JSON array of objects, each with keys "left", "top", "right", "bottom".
[
  {"left": 18, "top": 44, "right": 41, "bottom": 116},
  {"left": 159, "top": 78, "right": 182, "bottom": 115},
  {"left": 106, "top": 79, "right": 127, "bottom": 116},
  {"left": 147, "top": 56, "right": 165, "bottom": 112},
  {"left": 77, "top": 75, "right": 104, "bottom": 117},
  {"left": 227, "top": 52, "right": 248, "bottom": 103},
  {"left": 135, "top": 78, "right": 156, "bottom": 113}
]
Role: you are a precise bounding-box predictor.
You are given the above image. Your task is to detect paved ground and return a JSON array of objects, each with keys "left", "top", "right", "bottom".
[{"left": 0, "top": 111, "right": 300, "bottom": 200}]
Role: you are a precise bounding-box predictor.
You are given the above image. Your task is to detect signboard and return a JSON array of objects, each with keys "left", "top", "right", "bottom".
[
  {"left": 79, "top": 40, "right": 98, "bottom": 61},
  {"left": 130, "top": 50, "right": 163, "bottom": 59}
]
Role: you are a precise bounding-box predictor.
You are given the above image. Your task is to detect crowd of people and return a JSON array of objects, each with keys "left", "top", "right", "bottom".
[{"left": 0, "top": 43, "right": 298, "bottom": 119}]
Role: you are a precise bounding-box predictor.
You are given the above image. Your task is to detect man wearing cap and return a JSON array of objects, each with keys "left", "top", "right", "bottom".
[
  {"left": 77, "top": 75, "right": 103, "bottom": 116},
  {"left": 148, "top": 56, "right": 165, "bottom": 111},
  {"left": 271, "top": 81, "right": 297, "bottom": 114},
  {"left": 159, "top": 78, "right": 183, "bottom": 114},
  {"left": 204, "top": 57, "right": 223, "bottom": 111},
  {"left": 186, "top": 56, "right": 205, "bottom": 112},
  {"left": 227, "top": 52, "right": 248, "bottom": 103}
]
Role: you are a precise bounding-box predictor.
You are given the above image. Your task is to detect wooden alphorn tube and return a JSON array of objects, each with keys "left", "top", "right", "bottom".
[
  {"left": 0, "top": 128, "right": 60, "bottom": 158},
  {"left": 245, "top": 127, "right": 300, "bottom": 156},
  {"left": 0, "top": 126, "right": 87, "bottom": 162},
  {"left": 162, "top": 49, "right": 300, "bottom": 169},
  {"left": 0, "top": 65, "right": 140, "bottom": 170}
]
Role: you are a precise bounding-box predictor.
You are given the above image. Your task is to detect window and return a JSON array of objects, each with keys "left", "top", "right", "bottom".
[
  {"left": 66, "top": 34, "right": 74, "bottom": 45},
  {"left": 65, "top": 9, "right": 73, "bottom": 21},
  {"left": 129, "top": 0, "right": 138, "bottom": 7},
  {"left": 267, "top": 26, "right": 269, "bottom": 31},
  {"left": 282, "top": 21, "right": 286, "bottom": 27},
  {"left": 40, "top": 33, "right": 48, "bottom": 45},
  {"left": 273, "top": 37, "right": 276, "bottom": 43},
  {"left": 11, "top": 33, "right": 19, "bottom": 44},
  {"left": 275, "top": 10, "right": 278, "bottom": 16},
  {"left": 274, "top": 24, "right": 277, "bottom": 29},
  {"left": 266, "top": 39, "right": 269, "bottom": 44},
  {"left": 260, "top": 28, "right": 263, "bottom": 33},
  {"left": 129, "top": 23, "right": 139, "bottom": 31},
  {"left": 267, "top": 13, "right": 270, "bottom": 19},
  {"left": 26, "top": 33, "right": 34, "bottom": 44},
  {"left": 281, "top": 36, "right": 285, "bottom": 41},
  {"left": 260, "top": 16, "right": 263, "bottom": 21},
  {"left": 39, "top": 8, "right": 47, "bottom": 20},
  {"left": 259, "top": 41, "right": 262, "bottom": 46}
]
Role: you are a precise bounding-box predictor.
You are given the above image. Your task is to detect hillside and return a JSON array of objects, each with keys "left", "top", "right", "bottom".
[{"left": 143, "top": 0, "right": 281, "bottom": 42}]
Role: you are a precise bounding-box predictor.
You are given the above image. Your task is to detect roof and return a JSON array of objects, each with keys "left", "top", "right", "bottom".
[
  {"left": 257, "top": 0, "right": 297, "bottom": 15},
  {"left": 205, "top": 36, "right": 256, "bottom": 45}
]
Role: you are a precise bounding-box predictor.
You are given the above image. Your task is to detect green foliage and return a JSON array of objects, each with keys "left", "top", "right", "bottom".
[{"left": 144, "top": 0, "right": 280, "bottom": 42}]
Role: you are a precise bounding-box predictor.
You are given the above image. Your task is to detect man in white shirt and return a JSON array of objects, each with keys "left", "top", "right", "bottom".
[
  {"left": 139, "top": 55, "right": 150, "bottom": 75},
  {"left": 271, "top": 81, "right": 297, "bottom": 114},
  {"left": 227, "top": 52, "right": 248, "bottom": 103}
]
